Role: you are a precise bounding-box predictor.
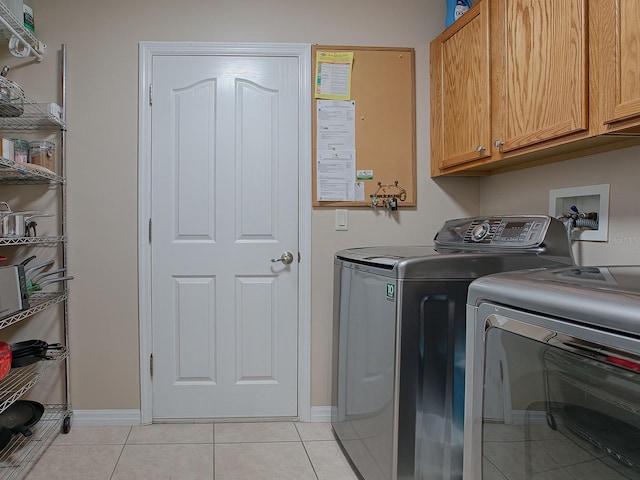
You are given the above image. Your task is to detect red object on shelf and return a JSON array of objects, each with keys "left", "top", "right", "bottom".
[{"left": 0, "top": 342, "right": 11, "bottom": 381}]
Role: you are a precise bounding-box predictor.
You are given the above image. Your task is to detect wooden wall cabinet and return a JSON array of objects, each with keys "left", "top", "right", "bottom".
[
  {"left": 492, "top": 0, "right": 589, "bottom": 154},
  {"left": 429, "top": 0, "right": 490, "bottom": 175},
  {"left": 431, "top": 0, "right": 640, "bottom": 177},
  {"left": 591, "top": 0, "right": 640, "bottom": 134}
]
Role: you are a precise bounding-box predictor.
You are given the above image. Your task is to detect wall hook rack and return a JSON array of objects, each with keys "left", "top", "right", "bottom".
[{"left": 370, "top": 181, "right": 407, "bottom": 210}]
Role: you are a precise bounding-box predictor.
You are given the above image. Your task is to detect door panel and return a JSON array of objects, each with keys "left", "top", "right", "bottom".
[
  {"left": 174, "top": 80, "right": 217, "bottom": 240},
  {"left": 236, "top": 80, "right": 278, "bottom": 239},
  {"left": 174, "top": 276, "right": 216, "bottom": 383},
  {"left": 236, "top": 276, "right": 277, "bottom": 383},
  {"left": 151, "top": 54, "right": 299, "bottom": 419}
]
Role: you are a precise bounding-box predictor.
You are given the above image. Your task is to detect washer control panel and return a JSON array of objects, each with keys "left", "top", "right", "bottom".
[
  {"left": 491, "top": 219, "right": 546, "bottom": 244},
  {"left": 471, "top": 222, "right": 491, "bottom": 242},
  {"left": 435, "top": 215, "right": 553, "bottom": 249}
]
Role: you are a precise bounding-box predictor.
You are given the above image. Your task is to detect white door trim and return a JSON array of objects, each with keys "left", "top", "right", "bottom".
[{"left": 138, "top": 42, "right": 312, "bottom": 424}]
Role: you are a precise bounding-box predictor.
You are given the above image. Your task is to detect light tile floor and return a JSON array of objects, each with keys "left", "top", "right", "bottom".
[
  {"left": 24, "top": 422, "right": 359, "bottom": 480},
  {"left": 482, "top": 422, "right": 637, "bottom": 480}
]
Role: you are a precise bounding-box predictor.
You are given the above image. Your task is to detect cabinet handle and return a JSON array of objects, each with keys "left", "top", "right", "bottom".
[
  {"left": 493, "top": 140, "right": 504, "bottom": 152},
  {"left": 476, "top": 145, "right": 486, "bottom": 153}
]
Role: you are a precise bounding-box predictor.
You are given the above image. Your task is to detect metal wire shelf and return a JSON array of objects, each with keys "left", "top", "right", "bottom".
[
  {"left": 0, "top": 2, "right": 44, "bottom": 61},
  {"left": 0, "top": 405, "right": 68, "bottom": 480},
  {"left": 0, "top": 80, "right": 62, "bottom": 131},
  {"left": 0, "top": 236, "right": 65, "bottom": 246},
  {"left": 0, "top": 348, "right": 68, "bottom": 415},
  {"left": 0, "top": 293, "right": 67, "bottom": 331},
  {"left": 0, "top": 28, "right": 68, "bottom": 478},
  {"left": 0, "top": 158, "right": 64, "bottom": 184},
  {"left": 0, "top": 104, "right": 63, "bottom": 130}
]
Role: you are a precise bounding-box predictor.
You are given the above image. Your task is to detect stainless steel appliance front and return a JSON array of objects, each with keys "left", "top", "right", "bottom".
[
  {"left": 465, "top": 266, "right": 640, "bottom": 480},
  {"left": 332, "top": 215, "right": 575, "bottom": 480}
]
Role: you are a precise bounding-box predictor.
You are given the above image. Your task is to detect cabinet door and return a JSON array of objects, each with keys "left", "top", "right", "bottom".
[
  {"left": 596, "top": 0, "right": 640, "bottom": 130},
  {"left": 430, "top": 0, "right": 491, "bottom": 175},
  {"left": 492, "top": 0, "right": 588, "bottom": 154}
]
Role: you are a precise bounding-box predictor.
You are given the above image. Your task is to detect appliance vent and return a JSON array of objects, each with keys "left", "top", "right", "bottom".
[{"left": 463, "top": 219, "right": 502, "bottom": 243}]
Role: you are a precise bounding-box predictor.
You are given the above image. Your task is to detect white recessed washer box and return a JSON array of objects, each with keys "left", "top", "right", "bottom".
[{"left": 549, "top": 184, "right": 609, "bottom": 242}]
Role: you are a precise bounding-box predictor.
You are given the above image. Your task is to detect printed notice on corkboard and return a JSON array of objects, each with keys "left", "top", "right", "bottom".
[
  {"left": 316, "top": 99, "right": 358, "bottom": 201},
  {"left": 314, "top": 51, "right": 354, "bottom": 100}
]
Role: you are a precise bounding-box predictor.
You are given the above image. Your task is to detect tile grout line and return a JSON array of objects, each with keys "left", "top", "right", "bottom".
[
  {"left": 108, "top": 426, "right": 133, "bottom": 480},
  {"left": 300, "top": 439, "right": 321, "bottom": 480},
  {"left": 294, "top": 422, "right": 321, "bottom": 480},
  {"left": 212, "top": 423, "right": 216, "bottom": 480},
  {"left": 214, "top": 439, "right": 303, "bottom": 444}
]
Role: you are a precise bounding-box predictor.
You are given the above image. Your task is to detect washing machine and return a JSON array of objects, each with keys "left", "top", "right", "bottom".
[
  {"left": 331, "top": 215, "right": 575, "bottom": 480},
  {"left": 465, "top": 265, "right": 640, "bottom": 480}
]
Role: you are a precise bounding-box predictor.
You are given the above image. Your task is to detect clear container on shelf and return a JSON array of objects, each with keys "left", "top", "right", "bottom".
[
  {"left": 12, "top": 138, "right": 27, "bottom": 163},
  {"left": 28, "top": 140, "right": 54, "bottom": 171}
]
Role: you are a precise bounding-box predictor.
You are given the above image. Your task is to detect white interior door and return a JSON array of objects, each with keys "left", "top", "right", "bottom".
[{"left": 150, "top": 53, "right": 300, "bottom": 419}]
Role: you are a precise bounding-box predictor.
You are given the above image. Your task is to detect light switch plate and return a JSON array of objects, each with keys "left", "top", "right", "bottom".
[{"left": 335, "top": 209, "right": 348, "bottom": 231}]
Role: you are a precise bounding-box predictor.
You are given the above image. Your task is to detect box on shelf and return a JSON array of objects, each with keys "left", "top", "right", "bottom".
[
  {"left": 46, "top": 103, "right": 61, "bottom": 121},
  {"left": 0, "top": 137, "right": 14, "bottom": 162},
  {"left": 12, "top": 138, "right": 27, "bottom": 163}
]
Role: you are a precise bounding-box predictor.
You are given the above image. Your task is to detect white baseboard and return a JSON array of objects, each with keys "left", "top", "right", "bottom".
[
  {"left": 309, "top": 406, "right": 332, "bottom": 423},
  {"left": 71, "top": 409, "right": 142, "bottom": 426}
]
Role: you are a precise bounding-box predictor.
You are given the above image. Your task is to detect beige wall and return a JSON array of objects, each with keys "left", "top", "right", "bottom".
[
  {"left": 6, "top": 0, "right": 637, "bottom": 414},
  {"left": 9, "top": 0, "right": 638, "bottom": 414},
  {"left": 6, "top": 0, "right": 481, "bottom": 411},
  {"left": 479, "top": 146, "right": 640, "bottom": 267}
]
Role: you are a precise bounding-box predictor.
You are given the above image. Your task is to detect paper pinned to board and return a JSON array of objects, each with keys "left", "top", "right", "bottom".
[
  {"left": 316, "top": 149, "right": 356, "bottom": 201},
  {"left": 316, "top": 99, "right": 360, "bottom": 201},
  {"left": 315, "top": 51, "right": 354, "bottom": 100},
  {"left": 317, "top": 100, "right": 355, "bottom": 150}
]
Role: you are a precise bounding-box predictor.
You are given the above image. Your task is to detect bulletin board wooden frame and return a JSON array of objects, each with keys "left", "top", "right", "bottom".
[{"left": 312, "top": 45, "right": 417, "bottom": 207}]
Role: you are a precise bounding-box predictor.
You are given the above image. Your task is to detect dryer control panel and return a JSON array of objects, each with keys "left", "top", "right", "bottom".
[{"left": 435, "top": 215, "right": 557, "bottom": 249}]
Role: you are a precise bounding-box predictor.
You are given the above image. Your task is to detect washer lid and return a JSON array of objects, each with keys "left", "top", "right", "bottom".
[
  {"left": 334, "top": 246, "right": 437, "bottom": 267},
  {"left": 335, "top": 246, "right": 571, "bottom": 279},
  {"left": 468, "top": 266, "right": 640, "bottom": 335}
]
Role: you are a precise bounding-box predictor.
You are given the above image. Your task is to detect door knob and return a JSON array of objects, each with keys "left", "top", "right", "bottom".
[{"left": 271, "top": 251, "right": 294, "bottom": 265}]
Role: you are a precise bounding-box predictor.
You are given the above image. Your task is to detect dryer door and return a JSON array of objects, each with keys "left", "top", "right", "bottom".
[{"left": 466, "top": 304, "right": 640, "bottom": 480}]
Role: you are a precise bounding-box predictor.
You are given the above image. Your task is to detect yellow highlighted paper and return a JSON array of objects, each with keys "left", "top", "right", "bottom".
[{"left": 315, "top": 51, "right": 354, "bottom": 100}]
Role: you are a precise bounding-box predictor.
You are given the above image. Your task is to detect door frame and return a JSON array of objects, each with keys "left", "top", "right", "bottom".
[{"left": 137, "top": 42, "right": 312, "bottom": 424}]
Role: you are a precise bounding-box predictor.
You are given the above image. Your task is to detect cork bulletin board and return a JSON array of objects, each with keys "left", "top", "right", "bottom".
[{"left": 312, "top": 45, "right": 417, "bottom": 207}]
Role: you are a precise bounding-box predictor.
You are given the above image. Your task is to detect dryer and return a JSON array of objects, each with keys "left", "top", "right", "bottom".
[
  {"left": 331, "top": 215, "right": 575, "bottom": 480},
  {"left": 465, "top": 265, "right": 640, "bottom": 480}
]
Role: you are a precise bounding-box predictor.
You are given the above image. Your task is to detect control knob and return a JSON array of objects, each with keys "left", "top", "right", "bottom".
[{"left": 471, "top": 222, "right": 491, "bottom": 242}]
